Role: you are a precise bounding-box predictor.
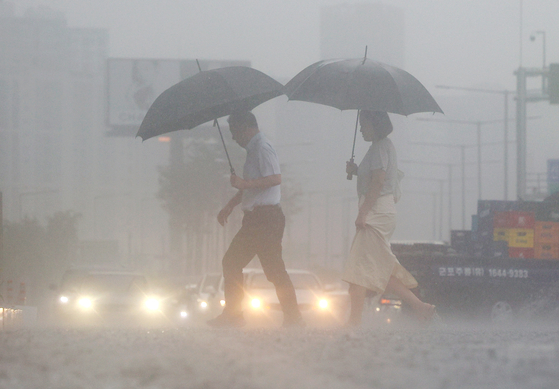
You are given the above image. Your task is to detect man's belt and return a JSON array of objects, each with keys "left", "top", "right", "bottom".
[{"left": 244, "top": 204, "right": 281, "bottom": 213}]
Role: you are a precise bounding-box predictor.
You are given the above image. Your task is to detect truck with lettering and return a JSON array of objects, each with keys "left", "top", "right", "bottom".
[{"left": 392, "top": 194, "right": 559, "bottom": 322}]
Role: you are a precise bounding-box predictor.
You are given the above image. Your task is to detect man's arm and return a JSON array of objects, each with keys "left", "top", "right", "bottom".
[
  {"left": 230, "top": 174, "right": 281, "bottom": 190},
  {"left": 355, "top": 169, "right": 385, "bottom": 229},
  {"left": 217, "top": 190, "right": 243, "bottom": 226}
]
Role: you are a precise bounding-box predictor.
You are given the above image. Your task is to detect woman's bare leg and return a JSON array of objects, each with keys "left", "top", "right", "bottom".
[
  {"left": 385, "top": 276, "right": 435, "bottom": 321},
  {"left": 347, "top": 283, "right": 367, "bottom": 326}
]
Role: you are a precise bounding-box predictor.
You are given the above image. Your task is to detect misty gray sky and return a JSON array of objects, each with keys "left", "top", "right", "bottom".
[{"left": 14, "top": 0, "right": 559, "bottom": 91}]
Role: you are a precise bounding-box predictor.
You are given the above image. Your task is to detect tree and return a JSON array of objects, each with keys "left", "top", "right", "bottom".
[
  {"left": 158, "top": 136, "right": 241, "bottom": 234},
  {"left": 1, "top": 211, "right": 81, "bottom": 305},
  {"left": 158, "top": 132, "right": 244, "bottom": 276}
]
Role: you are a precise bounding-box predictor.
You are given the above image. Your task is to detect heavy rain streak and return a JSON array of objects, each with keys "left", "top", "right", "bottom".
[{"left": 1, "top": 0, "right": 559, "bottom": 388}]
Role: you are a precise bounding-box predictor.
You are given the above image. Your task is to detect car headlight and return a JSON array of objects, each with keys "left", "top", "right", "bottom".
[
  {"left": 180, "top": 311, "right": 188, "bottom": 318},
  {"left": 78, "top": 297, "right": 92, "bottom": 309},
  {"left": 145, "top": 298, "right": 160, "bottom": 311},
  {"left": 220, "top": 299, "right": 226, "bottom": 307},
  {"left": 250, "top": 298, "right": 261, "bottom": 309},
  {"left": 199, "top": 301, "right": 208, "bottom": 309},
  {"left": 59, "top": 296, "right": 69, "bottom": 304},
  {"left": 318, "top": 299, "right": 329, "bottom": 309}
]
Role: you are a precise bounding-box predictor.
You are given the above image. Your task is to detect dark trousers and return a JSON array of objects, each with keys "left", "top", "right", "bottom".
[{"left": 222, "top": 205, "right": 301, "bottom": 319}]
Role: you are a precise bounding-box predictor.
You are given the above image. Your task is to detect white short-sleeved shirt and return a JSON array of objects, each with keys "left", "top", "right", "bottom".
[
  {"left": 241, "top": 132, "right": 281, "bottom": 211},
  {"left": 357, "top": 137, "right": 398, "bottom": 198}
]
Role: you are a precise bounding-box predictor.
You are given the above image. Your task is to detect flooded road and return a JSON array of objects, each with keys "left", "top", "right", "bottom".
[{"left": 1, "top": 321, "right": 558, "bottom": 389}]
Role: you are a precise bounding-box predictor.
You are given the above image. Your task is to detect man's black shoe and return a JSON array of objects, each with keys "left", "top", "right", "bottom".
[{"left": 207, "top": 312, "right": 246, "bottom": 328}]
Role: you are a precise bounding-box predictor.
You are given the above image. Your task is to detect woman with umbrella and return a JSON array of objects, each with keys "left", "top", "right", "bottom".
[{"left": 343, "top": 110, "right": 436, "bottom": 327}]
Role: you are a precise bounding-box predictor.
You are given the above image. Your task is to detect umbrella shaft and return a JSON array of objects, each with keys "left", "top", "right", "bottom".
[
  {"left": 347, "top": 110, "right": 360, "bottom": 180},
  {"left": 350, "top": 110, "right": 360, "bottom": 159},
  {"left": 215, "top": 119, "right": 236, "bottom": 175}
]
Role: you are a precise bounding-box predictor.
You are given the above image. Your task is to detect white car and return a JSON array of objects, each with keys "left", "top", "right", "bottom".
[
  {"left": 241, "top": 269, "right": 340, "bottom": 326},
  {"left": 53, "top": 269, "right": 165, "bottom": 326},
  {"left": 197, "top": 269, "right": 344, "bottom": 327}
]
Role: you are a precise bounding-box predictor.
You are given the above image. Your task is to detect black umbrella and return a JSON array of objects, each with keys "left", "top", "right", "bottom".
[
  {"left": 137, "top": 64, "right": 283, "bottom": 173},
  {"left": 284, "top": 57, "right": 442, "bottom": 115},
  {"left": 284, "top": 50, "right": 443, "bottom": 178}
]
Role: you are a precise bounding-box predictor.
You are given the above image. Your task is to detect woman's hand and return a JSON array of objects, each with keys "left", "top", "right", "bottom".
[
  {"left": 355, "top": 212, "right": 367, "bottom": 229},
  {"left": 346, "top": 160, "right": 358, "bottom": 176}
]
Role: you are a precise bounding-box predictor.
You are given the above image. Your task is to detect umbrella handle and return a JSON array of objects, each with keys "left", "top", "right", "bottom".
[{"left": 347, "top": 157, "right": 354, "bottom": 180}]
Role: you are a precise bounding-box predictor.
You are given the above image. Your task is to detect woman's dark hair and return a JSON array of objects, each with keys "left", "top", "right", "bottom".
[
  {"left": 360, "top": 110, "right": 393, "bottom": 139},
  {"left": 227, "top": 111, "right": 258, "bottom": 130}
]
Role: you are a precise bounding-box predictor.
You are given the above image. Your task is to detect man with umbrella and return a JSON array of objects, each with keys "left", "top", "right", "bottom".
[{"left": 207, "top": 111, "right": 305, "bottom": 328}]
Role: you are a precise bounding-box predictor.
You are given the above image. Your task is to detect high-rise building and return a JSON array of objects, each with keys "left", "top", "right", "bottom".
[
  {"left": 0, "top": 4, "right": 108, "bottom": 226},
  {"left": 320, "top": 3, "right": 405, "bottom": 67}
]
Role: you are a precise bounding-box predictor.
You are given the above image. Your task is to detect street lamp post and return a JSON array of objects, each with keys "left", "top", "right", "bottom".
[
  {"left": 410, "top": 141, "right": 502, "bottom": 228},
  {"left": 410, "top": 143, "right": 471, "bottom": 229},
  {"left": 417, "top": 117, "right": 518, "bottom": 200},
  {"left": 530, "top": 30, "right": 547, "bottom": 91}
]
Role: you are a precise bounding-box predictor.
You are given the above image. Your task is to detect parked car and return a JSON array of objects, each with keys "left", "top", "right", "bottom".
[{"left": 52, "top": 268, "right": 166, "bottom": 326}]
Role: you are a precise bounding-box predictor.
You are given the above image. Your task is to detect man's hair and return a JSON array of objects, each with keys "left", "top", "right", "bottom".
[
  {"left": 360, "top": 110, "right": 393, "bottom": 139},
  {"left": 227, "top": 111, "right": 258, "bottom": 131}
]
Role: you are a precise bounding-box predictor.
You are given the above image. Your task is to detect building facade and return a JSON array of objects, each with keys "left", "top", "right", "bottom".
[{"left": 0, "top": 4, "right": 108, "bottom": 225}]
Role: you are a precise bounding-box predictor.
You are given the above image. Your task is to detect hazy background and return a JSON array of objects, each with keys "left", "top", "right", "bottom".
[{"left": 12, "top": 0, "right": 559, "bottom": 88}]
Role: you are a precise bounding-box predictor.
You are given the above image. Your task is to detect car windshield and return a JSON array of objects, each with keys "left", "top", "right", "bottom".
[
  {"left": 80, "top": 274, "right": 148, "bottom": 295},
  {"left": 249, "top": 273, "right": 320, "bottom": 290}
]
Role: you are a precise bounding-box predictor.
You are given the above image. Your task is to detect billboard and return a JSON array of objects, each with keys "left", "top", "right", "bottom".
[{"left": 107, "top": 58, "right": 250, "bottom": 131}]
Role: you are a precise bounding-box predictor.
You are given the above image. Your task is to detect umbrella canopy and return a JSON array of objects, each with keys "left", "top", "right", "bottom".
[
  {"left": 284, "top": 58, "right": 443, "bottom": 115},
  {"left": 137, "top": 66, "right": 283, "bottom": 140}
]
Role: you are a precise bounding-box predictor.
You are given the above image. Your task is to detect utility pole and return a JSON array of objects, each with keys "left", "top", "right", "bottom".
[
  {"left": 410, "top": 142, "right": 478, "bottom": 229},
  {"left": 416, "top": 117, "right": 508, "bottom": 200},
  {"left": 514, "top": 29, "right": 559, "bottom": 200},
  {"left": 436, "top": 85, "right": 514, "bottom": 199},
  {"left": 514, "top": 67, "right": 550, "bottom": 200}
]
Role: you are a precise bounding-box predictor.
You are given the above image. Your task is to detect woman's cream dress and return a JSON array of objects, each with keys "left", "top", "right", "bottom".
[{"left": 342, "top": 194, "right": 418, "bottom": 294}]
